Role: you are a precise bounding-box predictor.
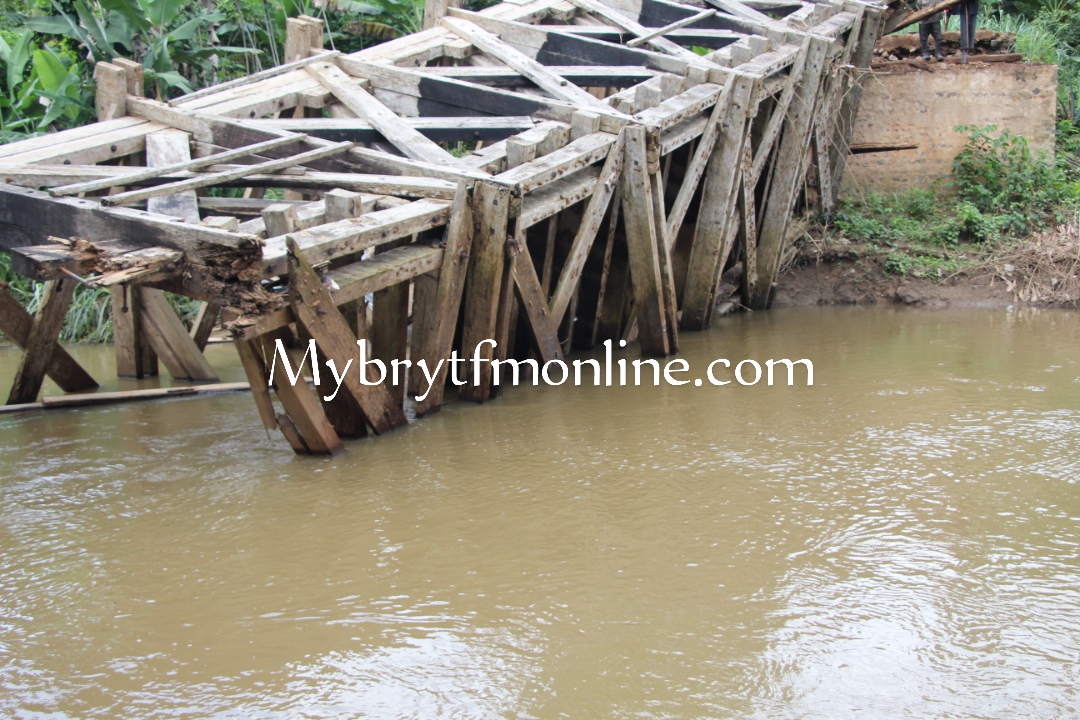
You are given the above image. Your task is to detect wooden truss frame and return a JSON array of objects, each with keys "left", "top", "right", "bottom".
[{"left": 0, "top": 0, "right": 886, "bottom": 454}]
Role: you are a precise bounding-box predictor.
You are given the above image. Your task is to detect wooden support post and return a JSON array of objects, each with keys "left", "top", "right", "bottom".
[
  {"left": 111, "top": 285, "right": 157, "bottom": 378},
  {"left": 325, "top": 188, "right": 369, "bottom": 338},
  {"left": 424, "top": 0, "right": 460, "bottom": 30},
  {"left": 138, "top": 287, "right": 219, "bottom": 382},
  {"left": 415, "top": 181, "right": 473, "bottom": 416},
  {"left": 190, "top": 300, "right": 221, "bottom": 351},
  {"left": 286, "top": 237, "right": 408, "bottom": 435},
  {"left": 590, "top": 184, "right": 621, "bottom": 346},
  {"left": 371, "top": 262, "right": 410, "bottom": 406},
  {"left": 0, "top": 281, "right": 97, "bottom": 393},
  {"left": 258, "top": 334, "right": 343, "bottom": 455},
  {"left": 680, "top": 76, "right": 755, "bottom": 330},
  {"left": 620, "top": 125, "right": 669, "bottom": 357},
  {"left": 459, "top": 181, "right": 510, "bottom": 403},
  {"left": 262, "top": 203, "right": 300, "bottom": 238},
  {"left": 6, "top": 278, "right": 78, "bottom": 404},
  {"left": 112, "top": 58, "right": 144, "bottom": 97},
  {"left": 408, "top": 271, "right": 439, "bottom": 397},
  {"left": 648, "top": 133, "right": 679, "bottom": 354},
  {"left": 750, "top": 35, "right": 831, "bottom": 309},
  {"left": 285, "top": 17, "right": 312, "bottom": 63},
  {"left": 93, "top": 62, "right": 127, "bottom": 121}
]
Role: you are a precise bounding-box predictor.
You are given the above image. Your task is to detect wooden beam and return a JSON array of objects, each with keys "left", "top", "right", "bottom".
[
  {"left": 50, "top": 135, "right": 304, "bottom": 198},
  {"left": 190, "top": 301, "right": 221, "bottom": 351},
  {"left": 507, "top": 234, "right": 563, "bottom": 364},
  {"left": 94, "top": 62, "right": 127, "bottom": 121},
  {"left": 620, "top": 125, "right": 669, "bottom": 357},
  {"left": 306, "top": 60, "right": 464, "bottom": 169},
  {"left": 459, "top": 181, "right": 511, "bottom": 403},
  {"left": 680, "top": 76, "right": 754, "bottom": 330},
  {"left": 1, "top": 279, "right": 97, "bottom": 397},
  {"left": 258, "top": 334, "right": 342, "bottom": 455},
  {"left": 883, "top": 0, "right": 962, "bottom": 34},
  {"left": 441, "top": 14, "right": 614, "bottom": 111},
  {"left": 414, "top": 182, "right": 473, "bottom": 416},
  {"left": 138, "top": 287, "right": 220, "bottom": 382},
  {"left": 100, "top": 141, "right": 353, "bottom": 208},
  {"left": 286, "top": 236, "right": 408, "bottom": 435},
  {"left": 569, "top": 0, "right": 715, "bottom": 67},
  {"left": 626, "top": 9, "right": 717, "bottom": 47},
  {"left": 111, "top": 285, "right": 157, "bottom": 379},
  {"left": 750, "top": 34, "right": 831, "bottom": 308},
  {"left": 6, "top": 278, "right": 77, "bottom": 405},
  {"left": 548, "top": 128, "right": 625, "bottom": 323}
]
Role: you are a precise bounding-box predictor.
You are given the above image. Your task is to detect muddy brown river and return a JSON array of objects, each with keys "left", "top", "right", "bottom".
[{"left": 2, "top": 307, "right": 1079, "bottom": 718}]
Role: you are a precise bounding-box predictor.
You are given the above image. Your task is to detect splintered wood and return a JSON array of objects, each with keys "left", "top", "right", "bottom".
[{"left": 0, "top": 0, "right": 885, "bottom": 454}]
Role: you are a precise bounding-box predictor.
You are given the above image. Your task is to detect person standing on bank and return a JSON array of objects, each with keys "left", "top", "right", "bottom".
[
  {"left": 917, "top": 0, "right": 944, "bottom": 61},
  {"left": 956, "top": 0, "right": 980, "bottom": 63}
]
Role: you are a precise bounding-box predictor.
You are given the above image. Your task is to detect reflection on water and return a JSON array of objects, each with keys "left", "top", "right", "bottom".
[{"left": 1, "top": 307, "right": 1079, "bottom": 718}]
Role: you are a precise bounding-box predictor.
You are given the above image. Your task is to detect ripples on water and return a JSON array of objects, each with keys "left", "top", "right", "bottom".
[{"left": 1, "top": 307, "right": 1078, "bottom": 718}]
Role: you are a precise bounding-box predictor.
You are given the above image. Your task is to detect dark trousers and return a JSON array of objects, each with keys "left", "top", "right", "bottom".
[
  {"left": 919, "top": 21, "right": 942, "bottom": 56},
  {"left": 958, "top": 2, "right": 979, "bottom": 51}
]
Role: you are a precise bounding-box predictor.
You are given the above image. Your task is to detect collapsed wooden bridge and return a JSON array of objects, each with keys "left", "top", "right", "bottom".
[{"left": 0, "top": 0, "right": 884, "bottom": 454}]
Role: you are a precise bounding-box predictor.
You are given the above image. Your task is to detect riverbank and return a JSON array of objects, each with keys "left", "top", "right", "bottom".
[{"left": 774, "top": 217, "right": 1080, "bottom": 309}]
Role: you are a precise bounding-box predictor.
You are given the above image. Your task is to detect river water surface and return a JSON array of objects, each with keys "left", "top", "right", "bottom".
[{"left": 1, "top": 307, "right": 1079, "bottom": 718}]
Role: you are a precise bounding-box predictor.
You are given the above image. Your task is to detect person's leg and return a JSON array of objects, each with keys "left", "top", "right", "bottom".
[
  {"left": 960, "top": 6, "right": 971, "bottom": 62},
  {"left": 932, "top": 20, "right": 944, "bottom": 60},
  {"left": 920, "top": 23, "right": 931, "bottom": 60}
]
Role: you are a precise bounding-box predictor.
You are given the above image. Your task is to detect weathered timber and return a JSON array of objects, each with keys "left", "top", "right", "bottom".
[
  {"left": 6, "top": 278, "right": 78, "bottom": 405},
  {"left": 138, "top": 287, "right": 220, "bottom": 382},
  {"left": 251, "top": 116, "right": 534, "bottom": 143},
  {"left": 751, "top": 34, "right": 831, "bottom": 308},
  {"left": 258, "top": 334, "right": 343, "bottom": 455},
  {"left": 680, "top": 75, "right": 755, "bottom": 329},
  {"left": 145, "top": 130, "right": 202, "bottom": 224},
  {"left": 287, "top": 236, "right": 408, "bottom": 435},
  {"left": 415, "top": 181, "right": 473, "bottom": 416},
  {"left": 459, "top": 181, "right": 511, "bottom": 403},
  {"left": 620, "top": 125, "right": 669, "bottom": 357},
  {"left": 506, "top": 233, "right": 564, "bottom": 363},
  {"left": 111, "top": 285, "right": 158, "bottom": 378},
  {"left": 0, "top": 280, "right": 97, "bottom": 394}
]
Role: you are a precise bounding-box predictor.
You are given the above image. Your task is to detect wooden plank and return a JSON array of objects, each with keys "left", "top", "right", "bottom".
[
  {"left": 883, "top": 0, "right": 961, "bottom": 34},
  {"left": 100, "top": 141, "right": 353, "bottom": 208},
  {"left": 258, "top": 334, "right": 341, "bottom": 455},
  {"left": 306, "top": 61, "right": 464, "bottom": 169},
  {"left": 0, "top": 120, "right": 169, "bottom": 166},
  {"left": 94, "top": 62, "right": 127, "bottom": 121},
  {"left": 680, "top": 76, "right": 754, "bottom": 330},
  {"left": 0, "top": 116, "right": 147, "bottom": 160},
  {"left": 548, "top": 128, "right": 625, "bottom": 323},
  {"left": 626, "top": 8, "right": 717, "bottom": 47},
  {"left": 262, "top": 199, "right": 450, "bottom": 277},
  {"left": 619, "top": 125, "right": 668, "bottom": 357},
  {"left": 415, "top": 65, "right": 657, "bottom": 87},
  {"left": 170, "top": 51, "right": 340, "bottom": 107},
  {"left": 590, "top": 181, "right": 621, "bottom": 346},
  {"left": 6, "top": 278, "right": 77, "bottom": 405},
  {"left": 517, "top": 165, "right": 600, "bottom": 229},
  {"left": 138, "top": 287, "right": 219, "bottom": 382},
  {"left": 251, "top": 116, "right": 535, "bottom": 144},
  {"left": 415, "top": 182, "right": 473, "bottom": 415},
  {"left": 111, "top": 285, "right": 157, "bottom": 379},
  {"left": 663, "top": 74, "right": 737, "bottom": 249},
  {"left": 750, "top": 34, "right": 830, "bottom": 308},
  {"left": 0, "top": 280, "right": 97, "bottom": 394},
  {"left": 507, "top": 234, "right": 563, "bottom": 363},
  {"left": 495, "top": 132, "right": 615, "bottom": 196},
  {"left": 750, "top": 34, "right": 811, "bottom": 184},
  {"left": 145, "top": 130, "right": 201, "bottom": 224},
  {"left": 50, "top": 135, "right": 304, "bottom": 198},
  {"left": 441, "top": 15, "right": 612, "bottom": 111},
  {"left": 38, "top": 382, "right": 251, "bottom": 409},
  {"left": 287, "top": 236, "right": 407, "bottom": 435},
  {"left": 569, "top": 0, "right": 714, "bottom": 67},
  {"left": 459, "top": 181, "right": 511, "bottom": 403},
  {"left": 649, "top": 140, "right": 679, "bottom": 353}
]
